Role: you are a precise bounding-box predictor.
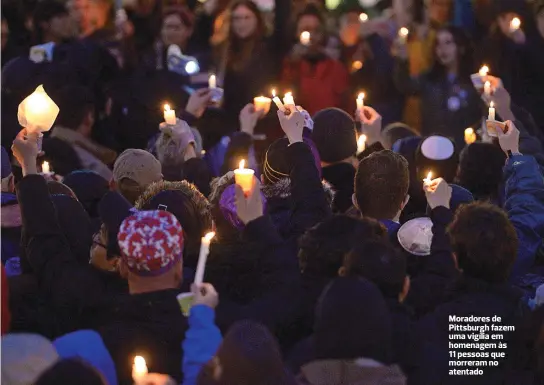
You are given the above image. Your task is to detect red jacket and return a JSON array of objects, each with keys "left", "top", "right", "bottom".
[{"left": 281, "top": 57, "right": 350, "bottom": 116}]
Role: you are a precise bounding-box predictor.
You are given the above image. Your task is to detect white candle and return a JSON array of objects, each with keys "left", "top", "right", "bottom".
[
  {"left": 208, "top": 74, "right": 216, "bottom": 89},
  {"left": 357, "top": 134, "right": 367, "bottom": 154},
  {"left": 253, "top": 96, "right": 272, "bottom": 115},
  {"left": 41, "top": 161, "right": 50, "bottom": 174},
  {"left": 300, "top": 31, "right": 311, "bottom": 46},
  {"left": 356, "top": 92, "right": 365, "bottom": 113},
  {"left": 352, "top": 60, "right": 363, "bottom": 71},
  {"left": 478, "top": 65, "right": 489, "bottom": 78},
  {"left": 271, "top": 89, "right": 286, "bottom": 113},
  {"left": 484, "top": 81, "right": 491, "bottom": 98},
  {"left": 132, "top": 356, "right": 148, "bottom": 385},
  {"left": 163, "top": 104, "right": 176, "bottom": 125},
  {"left": 509, "top": 17, "right": 521, "bottom": 33},
  {"left": 359, "top": 13, "right": 368, "bottom": 22},
  {"left": 194, "top": 232, "right": 215, "bottom": 285},
  {"left": 488, "top": 101, "right": 495, "bottom": 121},
  {"left": 234, "top": 159, "right": 255, "bottom": 194},
  {"left": 398, "top": 27, "right": 409, "bottom": 44},
  {"left": 283, "top": 92, "right": 295, "bottom": 107},
  {"left": 464, "top": 128, "right": 476, "bottom": 145},
  {"left": 423, "top": 171, "right": 433, "bottom": 185}
]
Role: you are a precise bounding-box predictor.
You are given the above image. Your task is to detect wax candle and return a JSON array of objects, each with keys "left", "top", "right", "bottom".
[
  {"left": 163, "top": 104, "right": 176, "bottom": 125},
  {"left": 194, "top": 232, "right": 215, "bottom": 285},
  {"left": 488, "top": 101, "right": 496, "bottom": 121},
  {"left": 398, "top": 27, "right": 409, "bottom": 44},
  {"left": 479, "top": 65, "right": 489, "bottom": 78},
  {"left": 18, "top": 85, "right": 60, "bottom": 145},
  {"left": 357, "top": 134, "right": 367, "bottom": 154},
  {"left": 359, "top": 13, "right": 368, "bottom": 22},
  {"left": 234, "top": 159, "right": 255, "bottom": 194},
  {"left": 464, "top": 128, "right": 476, "bottom": 145},
  {"left": 42, "top": 161, "right": 50, "bottom": 174},
  {"left": 509, "top": 17, "right": 521, "bottom": 33},
  {"left": 283, "top": 92, "right": 295, "bottom": 107},
  {"left": 356, "top": 92, "right": 365, "bottom": 113},
  {"left": 423, "top": 171, "right": 433, "bottom": 185},
  {"left": 300, "top": 31, "right": 311, "bottom": 46},
  {"left": 208, "top": 74, "right": 216, "bottom": 89},
  {"left": 352, "top": 60, "right": 363, "bottom": 71},
  {"left": 253, "top": 96, "right": 272, "bottom": 115},
  {"left": 484, "top": 81, "right": 491, "bottom": 98},
  {"left": 271, "top": 89, "right": 286, "bottom": 112},
  {"left": 132, "top": 356, "right": 148, "bottom": 385}
]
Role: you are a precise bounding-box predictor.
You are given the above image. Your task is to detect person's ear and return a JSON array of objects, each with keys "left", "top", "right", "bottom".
[
  {"left": 119, "top": 260, "right": 129, "bottom": 279},
  {"left": 338, "top": 266, "right": 347, "bottom": 277},
  {"left": 173, "top": 259, "right": 183, "bottom": 285},
  {"left": 352, "top": 193, "right": 359, "bottom": 210},
  {"left": 399, "top": 275, "right": 410, "bottom": 303},
  {"left": 109, "top": 178, "right": 117, "bottom": 191}
]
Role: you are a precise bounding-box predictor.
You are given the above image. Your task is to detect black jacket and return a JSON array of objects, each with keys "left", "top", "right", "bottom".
[{"left": 99, "top": 289, "right": 188, "bottom": 385}]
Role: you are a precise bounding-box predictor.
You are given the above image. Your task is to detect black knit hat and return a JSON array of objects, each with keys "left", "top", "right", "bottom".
[
  {"left": 98, "top": 192, "right": 133, "bottom": 258},
  {"left": 63, "top": 170, "right": 109, "bottom": 219},
  {"left": 263, "top": 138, "right": 291, "bottom": 185},
  {"left": 312, "top": 108, "right": 357, "bottom": 163}
]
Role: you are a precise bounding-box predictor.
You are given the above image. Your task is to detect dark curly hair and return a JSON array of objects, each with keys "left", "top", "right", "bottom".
[
  {"left": 298, "top": 215, "right": 386, "bottom": 277},
  {"left": 447, "top": 201, "right": 518, "bottom": 283}
]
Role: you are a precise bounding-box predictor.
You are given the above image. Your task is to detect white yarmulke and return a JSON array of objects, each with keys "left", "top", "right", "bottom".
[
  {"left": 421, "top": 136, "right": 454, "bottom": 160},
  {"left": 1, "top": 333, "right": 59, "bottom": 385},
  {"left": 397, "top": 217, "right": 433, "bottom": 256}
]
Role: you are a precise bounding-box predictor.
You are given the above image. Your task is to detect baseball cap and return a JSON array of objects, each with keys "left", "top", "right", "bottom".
[
  {"left": 113, "top": 149, "right": 162, "bottom": 188},
  {"left": 118, "top": 210, "right": 184, "bottom": 276}
]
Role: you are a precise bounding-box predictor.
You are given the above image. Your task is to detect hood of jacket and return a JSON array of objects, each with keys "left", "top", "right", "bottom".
[
  {"left": 53, "top": 330, "right": 117, "bottom": 385},
  {"left": 301, "top": 358, "right": 406, "bottom": 385},
  {"left": 51, "top": 126, "right": 117, "bottom": 165}
]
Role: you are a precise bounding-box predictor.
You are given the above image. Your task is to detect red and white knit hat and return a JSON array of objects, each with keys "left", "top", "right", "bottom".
[{"left": 118, "top": 210, "right": 184, "bottom": 276}]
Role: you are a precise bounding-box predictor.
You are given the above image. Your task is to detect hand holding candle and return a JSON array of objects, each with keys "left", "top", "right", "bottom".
[
  {"left": 163, "top": 104, "right": 176, "bottom": 125},
  {"left": 423, "top": 171, "right": 433, "bottom": 186},
  {"left": 488, "top": 101, "right": 496, "bottom": 121},
  {"left": 132, "top": 356, "right": 148, "bottom": 385},
  {"left": 423, "top": 177, "right": 452, "bottom": 209},
  {"left": 253, "top": 96, "right": 272, "bottom": 116},
  {"left": 271, "top": 89, "right": 286, "bottom": 113},
  {"left": 479, "top": 65, "right": 489, "bottom": 78},
  {"left": 208, "top": 74, "right": 216, "bottom": 89},
  {"left": 41, "top": 161, "right": 51, "bottom": 174},
  {"left": 234, "top": 160, "right": 255, "bottom": 195},
  {"left": 509, "top": 17, "right": 521, "bottom": 33},
  {"left": 194, "top": 232, "right": 215, "bottom": 285},
  {"left": 235, "top": 177, "right": 263, "bottom": 225},
  {"left": 283, "top": 92, "right": 295, "bottom": 108}
]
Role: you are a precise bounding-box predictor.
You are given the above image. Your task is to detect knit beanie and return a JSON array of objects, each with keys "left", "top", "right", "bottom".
[{"left": 312, "top": 108, "right": 357, "bottom": 163}]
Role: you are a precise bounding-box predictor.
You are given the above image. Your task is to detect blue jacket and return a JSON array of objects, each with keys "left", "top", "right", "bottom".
[
  {"left": 54, "top": 330, "right": 117, "bottom": 385},
  {"left": 503, "top": 155, "right": 544, "bottom": 280},
  {"left": 182, "top": 305, "right": 222, "bottom": 385}
]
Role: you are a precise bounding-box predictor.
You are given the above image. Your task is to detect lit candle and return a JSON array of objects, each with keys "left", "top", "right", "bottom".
[
  {"left": 253, "top": 96, "right": 272, "bottom": 115},
  {"left": 484, "top": 81, "right": 491, "bottom": 98},
  {"left": 398, "top": 27, "right": 409, "bottom": 44},
  {"left": 234, "top": 159, "right": 255, "bottom": 195},
  {"left": 271, "top": 89, "right": 286, "bottom": 113},
  {"left": 41, "top": 161, "right": 50, "bottom": 174},
  {"left": 464, "top": 128, "right": 476, "bottom": 145},
  {"left": 194, "top": 232, "right": 215, "bottom": 285},
  {"left": 479, "top": 65, "right": 489, "bottom": 78},
  {"left": 208, "top": 74, "right": 216, "bottom": 89},
  {"left": 509, "top": 17, "right": 521, "bottom": 33},
  {"left": 356, "top": 92, "right": 365, "bottom": 113},
  {"left": 488, "top": 101, "right": 496, "bottom": 121},
  {"left": 163, "top": 104, "right": 176, "bottom": 125},
  {"left": 300, "top": 31, "right": 311, "bottom": 46},
  {"left": 283, "top": 92, "right": 295, "bottom": 107},
  {"left": 132, "top": 356, "right": 148, "bottom": 385},
  {"left": 423, "top": 171, "right": 433, "bottom": 185},
  {"left": 351, "top": 60, "right": 363, "bottom": 71},
  {"left": 359, "top": 13, "right": 368, "bottom": 22},
  {"left": 357, "top": 134, "right": 367, "bottom": 154}
]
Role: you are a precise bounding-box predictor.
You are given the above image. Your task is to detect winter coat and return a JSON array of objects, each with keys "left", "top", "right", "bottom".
[
  {"left": 182, "top": 305, "right": 223, "bottom": 385},
  {"left": 1, "top": 192, "right": 21, "bottom": 276},
  {"left": 393, "top": 60, "right": 483, "bottom": 149},
  {"left": 299, "top": 358, "right": 406, "bottom": 385},
  {"left": 321, "top": 162, "right": 356, "bottom": 214},
  {"left": 99, "top": 289, "right": 188, "bottom": 385},
  {"left": 503, "top": 155, "right": 544, "bottom": 281}
]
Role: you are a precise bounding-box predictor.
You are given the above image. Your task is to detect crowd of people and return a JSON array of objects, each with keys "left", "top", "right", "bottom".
[{"left": 1, "top": 0, "right": 544, "bottom": 384}]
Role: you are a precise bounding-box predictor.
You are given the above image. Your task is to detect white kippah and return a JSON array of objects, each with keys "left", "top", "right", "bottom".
[
  {"left": 397, "top": 217, "right": 433, "bottom": 256},
  {"left": 421, "top": 136, "right": 454, "bottom": 160}
]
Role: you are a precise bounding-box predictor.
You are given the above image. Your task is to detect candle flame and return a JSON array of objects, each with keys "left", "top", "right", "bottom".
[
  {"left": 490, "top": 101, "right": 494, "bottom": 108},
  {"left": 239, "top": 159, "right": 245, "bottom": 170},
  {"left": 358, "top": 134, "right": 367, "bottom": 146},
  {"left": 465, "top": 127, "right": 474, "bottom": 135},
  {"left": 134, "top": 356, "right": 147, "bottom": 372},
  {"left": 164, "top": 104, "right": 171, "bottom": 111},
  {"left": 204, "top": 232, "right": 215, "bottom": 242},
  {"left": 352, "top": 60, "right": 363, "bottom": 70},
  {"left": 285, "top": 91, "right": 292, "bottom": 97},
  {"left": 359, "top": 13, "right": 368, "bottom": 22},
  {"left": 479, "top": 65, "right": 489, "bottom": 77},
  {"left": 399, "top": 27, "right": 409, "bottom": 37},
  {"left": 271, "top": 89, "right": 276, "bottom": 97},
  {"left": 300, "top": 31, "right": 310, "bottom": 40},
  {"left": 357, "top": 92, "right": 365, "bottom": 100},
  {"left": 426, "top": 171, "right": 432, "bottom": 181},
  {"left": 510, "top": 17, "right": 521, "bottom": 30}
]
